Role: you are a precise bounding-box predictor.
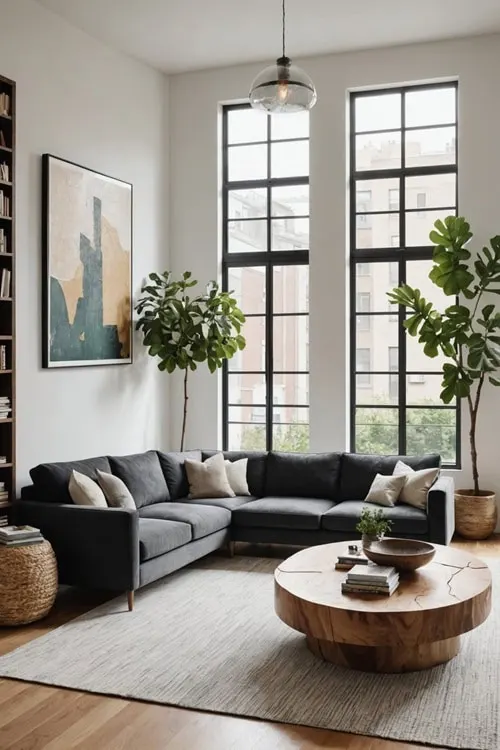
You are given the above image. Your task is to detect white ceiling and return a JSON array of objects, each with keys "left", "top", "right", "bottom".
[{"left": 36, "top": 0, "right": 500, "bottom": 74}]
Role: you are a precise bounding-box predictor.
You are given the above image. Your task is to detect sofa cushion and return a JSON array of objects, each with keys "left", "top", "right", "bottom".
[
  {"left": 29, "top": 455, "right": 111, "bottom": 504},
  {"left": 158, "top": 450, "right": 202, "bottom": 500},
  {"left": 265, "top": 452, "right": 341, "bottom": 500},
  {"left": 202, "top": 451, "right": 268, "bottom": 497},
  {"left": 339, "top": 453, "right": 441, "bottom": 503},
  {"left": 109, "top": 451, "right": 170, "bottom": 509},
  {"left": 139, "top": 518, "right": 192, "bottom": 562},
  {"left": 321, "top": 500, "right": 428, "bottom": 535},
  {"left": 232, "top": 496, "right": 334, "bottom": 531},
  {"left": 139, "top": 502, "right": 231, "bottom": 540},
  {"left": 178, "top": 495, "right": 257, "bottom": 512}
]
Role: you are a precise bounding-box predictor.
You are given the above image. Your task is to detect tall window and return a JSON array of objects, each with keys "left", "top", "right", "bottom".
[
  {"left": 350, "top": 82, "right": 459, "bottom": 465},
  {"left": 222, "top": 105, "right": 309, "bottom": 452}
]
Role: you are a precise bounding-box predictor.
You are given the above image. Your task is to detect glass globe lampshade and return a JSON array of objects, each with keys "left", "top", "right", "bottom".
[{"left": 249, "top": 56, "right": 317, "bottom": 114}]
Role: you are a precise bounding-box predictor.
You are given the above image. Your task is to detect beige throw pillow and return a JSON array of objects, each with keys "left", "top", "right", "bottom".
[
  {"left": 96, "top": 470, "right": 136, "bottom": 510},
  {"left": 393, "top": 460, "right": 439, "bottom": 510},
  {"left": 185, "top": 453, "right": 235, "bottom": 499},
  {"left": 224, "top": 458, "right": 250, "bottom": 496},
  {"left": 364, "top": 473, "right": 406, "bottom": 507},
  {"left": 69, "top": 470, "right": 107, "bottom": 508}
]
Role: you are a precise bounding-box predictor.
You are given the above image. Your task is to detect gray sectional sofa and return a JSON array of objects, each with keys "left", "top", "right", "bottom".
[{"left": 15, "top": 449, "right": 454, "bottom": 607}]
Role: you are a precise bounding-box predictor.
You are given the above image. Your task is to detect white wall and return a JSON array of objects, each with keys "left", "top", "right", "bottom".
[
  {"left": 169, "top": 34, "right": 500, "bottom": 505},
  {"left": 0, "top": 0, "right": 169, "bottom": 488}
]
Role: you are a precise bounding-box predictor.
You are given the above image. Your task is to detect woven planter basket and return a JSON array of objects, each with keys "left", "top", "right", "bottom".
[{"left": 0, "top": 540, "right": 58, "bottom": 626}]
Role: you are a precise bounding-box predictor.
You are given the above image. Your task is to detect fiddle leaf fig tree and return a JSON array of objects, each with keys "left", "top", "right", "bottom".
[
  {"left": 387, "top": 216, "right": 500, "bottom": 495},
  {"left": 135, "top": 271, "right": 246, "bottom": 451}
]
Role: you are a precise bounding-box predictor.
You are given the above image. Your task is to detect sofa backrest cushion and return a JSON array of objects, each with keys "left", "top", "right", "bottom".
[
  {"left": 109, "top": 451, "right": 170, "bottom": 508},
  {"left": 265, "top": 451, "right": 342, "bottom": 500},
  {"left": 158, "top": 450, "right": 202, "bottom": 500},
  {"left": 339, "top": 453, "right": 441, "bottom": 502},
  {"left": 202, "top": 451, "right": 267, "bottom": 497},
  {"left": 29, "top": 455, "right": 111, "bottom": 504}
]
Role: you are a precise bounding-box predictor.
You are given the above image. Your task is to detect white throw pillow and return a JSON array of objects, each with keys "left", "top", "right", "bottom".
[
  {"left": 96, "top": 470, "right": 136, "bottom": 510},
  {"left": 364, "top": 473, "right": 406, "bottom": 507},
  {"left": 393, "top": 460, "right": 439, "bottom": 510},
  {"left": 68, "top": 470, "right": 107, "bottom": 508},
  {"left": 184, "top": 453, "right": 235, "bottom": 499},
  {"left": 224, "top": 458, "right": 250, "bottom": 496}
]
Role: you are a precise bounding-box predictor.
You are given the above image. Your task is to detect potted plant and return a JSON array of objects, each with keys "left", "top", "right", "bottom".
[
  {"left": 388, "top": 216, "right": 500, "bottom": 539},
  {"left": 135, "top": 271, "right": 246, "bottom": 451},
  {"left": 356, "top": 507, "right": 393, "bottom": 547}
]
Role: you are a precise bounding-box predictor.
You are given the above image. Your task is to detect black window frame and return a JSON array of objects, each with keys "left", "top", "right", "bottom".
[
  {"left": 349, "top": 81, "right": 461, "bottom": 467},
  {"left": 221, "top": 103, "right": 310, "bottom": 452}
]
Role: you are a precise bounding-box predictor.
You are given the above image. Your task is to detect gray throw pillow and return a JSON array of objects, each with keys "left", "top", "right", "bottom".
[{"left": 96, "top": 470, "right": 136, "bottom": 510}]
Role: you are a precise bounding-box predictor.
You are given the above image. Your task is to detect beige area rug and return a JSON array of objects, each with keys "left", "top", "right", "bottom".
[{"left": 0, "top": 555, "right": 498, "bottom": 750}]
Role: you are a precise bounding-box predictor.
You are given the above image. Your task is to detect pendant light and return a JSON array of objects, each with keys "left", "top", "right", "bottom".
[{"left": 249, "top": 0, "right": 317, "bottom": 114}]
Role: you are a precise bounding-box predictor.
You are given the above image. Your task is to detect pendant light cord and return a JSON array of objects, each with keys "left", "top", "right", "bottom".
[{"left": 282, "top": 0, "right": 286, "bottom": 58}]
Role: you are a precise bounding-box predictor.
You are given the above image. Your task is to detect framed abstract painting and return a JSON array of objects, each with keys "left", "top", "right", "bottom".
[{"left": 42, "top": 154, "right": 133, "bottom": 368}]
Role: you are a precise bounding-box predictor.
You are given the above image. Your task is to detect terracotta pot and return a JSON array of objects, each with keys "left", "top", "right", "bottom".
[{"left": 455, "top": 489, "right": 497, "bottom": 540}]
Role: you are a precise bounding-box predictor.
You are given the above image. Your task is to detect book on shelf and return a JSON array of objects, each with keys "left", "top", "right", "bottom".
[
  {"left": 0, "top": 93, "right": 10, "bottom": 117},
  {"left": 0, "top": 525, "right": 41, "bottom": 541},
  {"left": 0, "top": 130, "right": 5, "bottom": 147},
  {"left": 0, "top": 228, "right": 7, "bottom": 254},
  {"left": 0, "top": 190, "right": 10, "bottom": 217},
  {"left": 0, "top": 162, "right": 9, "bottom": 182},
  {"left": 0, "top": 455, "right": 8, "bottom": 463},
  {"left": 0, "top": 346, "right": 6, "bottom": 370},
  {"left": 0, "top": 268, "right": 11, "bottom": 298}
]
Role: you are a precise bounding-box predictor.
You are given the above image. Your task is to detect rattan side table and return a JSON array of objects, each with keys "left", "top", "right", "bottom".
[{"left": 0, "top": 540, "right": 58, "bottom": 626}]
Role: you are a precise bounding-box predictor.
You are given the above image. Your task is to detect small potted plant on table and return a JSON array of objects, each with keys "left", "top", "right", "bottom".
[{"left": 356, "top": 508, "right": 393, "bottom": 547}]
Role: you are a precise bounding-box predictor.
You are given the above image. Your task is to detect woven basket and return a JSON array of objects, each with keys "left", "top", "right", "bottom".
[{"left": 0, "top": 540, "right": 58, "bottom": 626}]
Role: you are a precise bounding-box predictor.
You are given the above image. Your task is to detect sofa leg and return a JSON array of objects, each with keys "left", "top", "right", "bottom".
[
  {"left": 228, "top": 541, "right": 236, "bottom": 558},
  {"left": 127, "top": 590, "right": 134, "bottom": 611}
]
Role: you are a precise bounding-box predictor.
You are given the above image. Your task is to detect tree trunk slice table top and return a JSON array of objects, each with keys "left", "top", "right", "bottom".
[{"left": 274, "top": 541, "right": 492, "bottom": 673}]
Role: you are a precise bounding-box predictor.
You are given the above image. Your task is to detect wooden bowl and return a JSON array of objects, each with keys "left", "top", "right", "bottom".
[{"left": 362, "top": 538, "right": 435, "bottom": 572}]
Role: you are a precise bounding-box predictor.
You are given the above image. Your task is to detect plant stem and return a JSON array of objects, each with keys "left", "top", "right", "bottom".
[
  {"left": 469, "top": 372, "right": 484, "bottom": 495},
  {"left": 181, "top": 368, "right": 188, "bottom": 452}
]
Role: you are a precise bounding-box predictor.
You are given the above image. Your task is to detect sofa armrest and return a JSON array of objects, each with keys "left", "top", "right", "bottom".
[
  {"left": 427, "top": 475, "right": 455, "bottom": 545},
  {"left": 13, "top": 501, "right": 140, "bottom": 592}
]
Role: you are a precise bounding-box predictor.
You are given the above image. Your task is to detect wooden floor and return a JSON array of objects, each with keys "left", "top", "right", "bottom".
[{"left": 0, "top": 536, "right": 498, "bottom": 750}]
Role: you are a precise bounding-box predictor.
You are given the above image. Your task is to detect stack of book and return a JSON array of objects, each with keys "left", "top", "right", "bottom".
[
  {"left": 342, "top": 564, "right": 400, "bottom": 596},
  {"left": 1, "top": 268, "right": 11, "bottom": 298},
  {"left": 0, "top": 93, "right": 10, "bottom": 117},
  {"left": 0, "top": 525, "right": 44, "bottom": 547},
  {"left": 0, "top": 162, "right": 9, "bottom": 182},
  {"left": 0, "top": 517, "right": 8, "bottom": 528},
  {"left": 0, "top": 228, "right": 7, "bottom": 254},
  {"left": 0, "top": 395, "right": 10, "bottom": 419},
  {"left": 0, "top": 480, "right": 8, "bottom": 506},
  {"left": 335, "top": 547, "right": 369, "bottom": 571},
  {"left": 0, "top": 190, "right": 10, "bottom": 217}
]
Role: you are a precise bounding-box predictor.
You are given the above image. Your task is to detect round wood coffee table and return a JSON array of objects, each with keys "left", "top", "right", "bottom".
[{"left": 275, "top": 541, "right": 491, "bottom": 673}]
